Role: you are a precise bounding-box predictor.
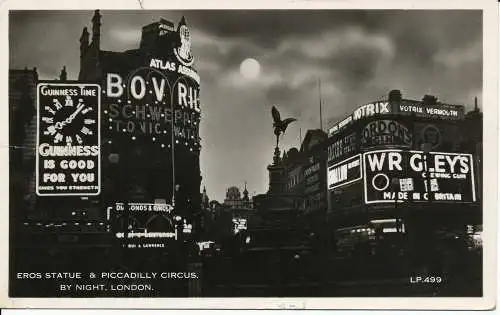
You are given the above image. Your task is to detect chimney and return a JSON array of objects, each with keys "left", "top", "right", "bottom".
[
  {"left": 388, "top": 89, "right": 402, "bottom": 102},
  {"left": 422, "top": 95, "right": 438, "bottom": 105},
  {"left": 59, "top": 66, "right": 67, "bottom": 81},
  {"left": 474, "top": 97, "right": 478, "bottom": 111}
]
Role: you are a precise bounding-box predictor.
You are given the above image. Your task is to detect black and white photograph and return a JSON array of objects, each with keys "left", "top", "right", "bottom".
[{"left": 2, "top": 0, "right": 498, "bottom": 310}]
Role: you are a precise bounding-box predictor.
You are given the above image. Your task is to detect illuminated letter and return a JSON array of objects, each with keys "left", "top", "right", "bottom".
[
  {"left": 136, "top": 105, "right": 146, "bottom": 120},
  {"left": 107, "top": 73, "right": 123, "bottom": 98},
  {"left": 130, "top": 76, "right": 146, "bottom": 99},
  {"left": 459, "top": 157, "right": 470, "bottom": 174},
  {"left": 388, "top": 152, "right": 402, "bottom": 171},
  {"left": 366, "top": 103, "right": 375, "bottom": 116},
  {"left": 122, "top": 105, "right": 133, "bottom": 119},
  {"left": 178, "top": 83, "right": 187, "bottom": 107},
  {"left": 379, "top": 102, "right": 389, "bottom": 113},
  {"left": 410, "top": 153, "right": 423, "bottom": 172},
  {"left": 434, "top": 155, "right": 446, "bottom": 173},
  {"left": 353, "top": 106, "right": 364, "bottom": 120},
  {"left": 108, "top": 103, "right": 120, "bottom": 118},
  {"left": 152, "top": 77, "right": 166, "bottom": 102},
  {"left": 367, "top": 153, "right": 385, "bottom": 171},
  {"left": 38, "top": 143, "right": 50, "bottom": 157},
  {"left": 445, "top": 155, "right": 459, "bottom": 173}
]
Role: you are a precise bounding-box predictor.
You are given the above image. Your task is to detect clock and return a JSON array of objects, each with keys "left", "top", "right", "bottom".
[{"left": 41, "top": 96, "right": 96, "bottom": 144}]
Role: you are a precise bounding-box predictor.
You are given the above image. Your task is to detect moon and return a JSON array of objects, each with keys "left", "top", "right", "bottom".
[{"left": 240, "top": 58, "right": 261, "bottom": 79}]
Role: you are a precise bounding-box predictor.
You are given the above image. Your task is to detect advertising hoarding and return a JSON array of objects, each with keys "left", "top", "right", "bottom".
[
  {"left": 115, "top": 202, "right": 174, "bottom": 213},
  {"left": 328, "top": 154, "right": 362, "bottom": 190},
  {"left": 329, "top": 102, "right": 390, "bottom": 135},
  {"left": 327, "top": 132, "right": 357, "bottom": 163},
  {"left": 102, "top": 19, "right": 201, "bottom": 155},
  {"left": 112, "top": 202, "right": 192, "bottom": 247},
  {"left": 36, "top": 82, "right": 101, "bottom": 196},
  {"left": 362, "top": 149, "right": 476, "bottom": 204},
  {"left": 328, "top": 100, "right": 465, "bottom": 136},
  {"left": 360, "top": 119, "right": 412, "bottom": 148},
  {"left": 396, "top": 100, "right": 464, "bottom": 120},
  {"left": 104, "top": 67, "right": 200, "bottom": 150},
  {"left": 414, "top": 122, "right": 461, "bottom": 151}
]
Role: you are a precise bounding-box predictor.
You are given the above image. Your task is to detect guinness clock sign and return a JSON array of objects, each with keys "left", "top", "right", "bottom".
[{"left": 36, "top": 82, "right": 101, "bottom": 196}]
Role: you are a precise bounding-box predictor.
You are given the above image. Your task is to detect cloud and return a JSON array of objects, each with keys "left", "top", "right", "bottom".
[
  {"left": 107, "top": 28, "right": 142, "bottom": 47},
  {"left": 434, "top": 39, "right": 482, "bottom": 69},
  {"left": 9, "top": 10, "right": 483, "bottom": 201}
]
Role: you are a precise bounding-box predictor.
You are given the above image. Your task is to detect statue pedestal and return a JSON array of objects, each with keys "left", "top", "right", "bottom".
[
  {"left": 267, "top": 146, "right": 286, "bottom": 195},
  {"left": 267, "top": 163, "right": 286, "bottom": 195}
]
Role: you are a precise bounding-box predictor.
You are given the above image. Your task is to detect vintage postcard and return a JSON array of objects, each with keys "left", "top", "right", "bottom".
[{"left": 1, "top": 0, "right": 497, "bottom": 310}]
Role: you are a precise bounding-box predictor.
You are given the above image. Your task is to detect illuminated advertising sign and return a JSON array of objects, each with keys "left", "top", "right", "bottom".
[
  {"left": 232, "top": 218, "right": 247, "bottom": 234},
  {"left": 396, "top": 100, "right": 464, "bottom": 120},
  {"left": 353, "top": 102, "right": 391, "bottom": 121},
  {"left": 327, "top": 132, "right": 357, "bottom": 163},
  {"left": 103, "top": 21, "right": 200, "bottom": 155},
  {"left": 328, "top": 100, "right": 464, "bottom": 136},
  {"left": 197, "top": 241, "right": 215, "bottom": 250},
  {"left": 363, "top": 149, "right": 476, "bottom": 204},
  {"left": 360, "top": 120, "right": 412, "bottom": 148},
  {"left": 113, "top": 201, "right": 193, "bottom": 247},
  {"left": 115, "top": 231, "right": 177, "bottom": 239},
  {"left": 115, "top": 202, "right": 174, "bottom": 213},
  {"left": 36, "top": 83, "right": 101, "bottom": 196},
  {"left": 329, "top": 102, "right": 391, "bottom": 135},
  {"left": 105, "top": 69, "right": 200, "bottom": 147},
  {"left": 158, "top": 20, "right": 175, "bottom": 35},
  {"left": 328, "top": 115, "right": 353, "bottom": 135},
  {"left": 328, "top": 154, "right": 362, "bottom": 190}
]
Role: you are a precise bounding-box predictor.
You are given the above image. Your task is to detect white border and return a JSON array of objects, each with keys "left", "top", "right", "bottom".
[
  {"left": 0, "top": 0, "right": 497, "bottom": 310},
  {"left": 327, "top": 153, "right": 362, "bottom": 190},
  {"left": 362, "top": 149, "right": 476, "bottom": 204},
  {"left": 35, "top": 83, "right": 101, "bottom": 197}
]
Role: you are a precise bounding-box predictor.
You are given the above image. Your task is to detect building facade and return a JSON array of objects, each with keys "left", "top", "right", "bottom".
[
  {"left": 10, "top": 12, "right": 203, "bottom": 296},
  {"left": 324, "top": 90, "right": 481, "bottom": 284},
  {"left": 78, "top": 11, "right": 202, "bottom": 244}
]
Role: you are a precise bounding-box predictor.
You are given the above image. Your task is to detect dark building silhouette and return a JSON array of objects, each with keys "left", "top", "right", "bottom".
[
  {"left": 223, "top": 185, "right": 253, "bottom": 209},
  {"left": 9, "top": 68, "right": 38, "bottom": 259}
]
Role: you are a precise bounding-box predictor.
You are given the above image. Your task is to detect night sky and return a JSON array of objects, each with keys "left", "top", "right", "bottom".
[{"left": 10, "top": 10, "right": 482, "bottom": 201}]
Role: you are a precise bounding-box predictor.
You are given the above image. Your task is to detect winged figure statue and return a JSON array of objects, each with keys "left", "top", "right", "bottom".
[{"left": 271, "top": 105, "right": 297, "bottom": 148}]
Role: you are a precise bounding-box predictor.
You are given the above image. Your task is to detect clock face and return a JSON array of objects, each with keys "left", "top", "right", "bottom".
[{"left": 41, "top": 96, "right": 96, "bottom": 144}]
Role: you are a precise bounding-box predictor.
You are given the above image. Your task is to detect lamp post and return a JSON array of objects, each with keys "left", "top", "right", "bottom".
[
  {"left": 420, "top": 143, "right": 433, "bottom": 203},
  {"left": 391, "top": 177, "right": 401, "bottom": 233},
  {"left": 420, "top": 142, "right": 436, "bottom": 274},
  {"left": 108, "top": 153, "right": 129, "bottom": 251}
]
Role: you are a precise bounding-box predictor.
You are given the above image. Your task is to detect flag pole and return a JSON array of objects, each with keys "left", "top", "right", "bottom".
[{"left": 318, "top": 79, "right": 323, "bottom": 131}]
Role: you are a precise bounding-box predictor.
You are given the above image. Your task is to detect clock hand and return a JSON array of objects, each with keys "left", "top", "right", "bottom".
[
  {"left": 65, "top": 103, "right": 86, "bottom": 124},
  {"left": 53, "top": 103, "right": 85, "bottom": 130},
  {"left": 54, "top": 121, "right": 67, "bottom": 130}
]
